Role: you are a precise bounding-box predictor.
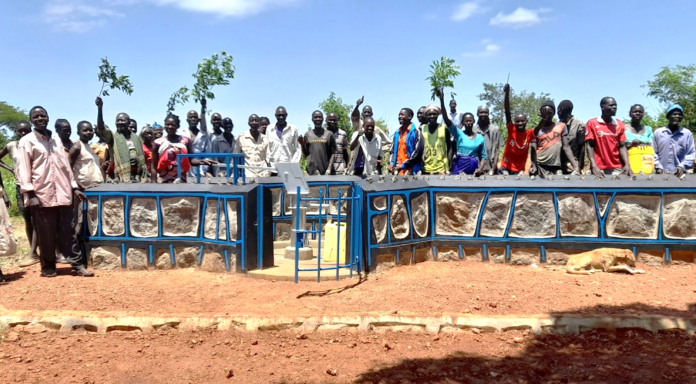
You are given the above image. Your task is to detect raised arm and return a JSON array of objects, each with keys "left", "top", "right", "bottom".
[
  {"left": 199, "top": 98, "right": 208, "bottom": 133},
  {"left": 504, "top": 83, "right": 512, "bottom": 125},
  {"left": 438, "top": 90, "right": 453, "bottom": 128},
  {"left": 351, "top": 96, "right": 364, "bottom": 128},
  {"left": 95, "top": 97, "right": 112, "bottom": 145}
]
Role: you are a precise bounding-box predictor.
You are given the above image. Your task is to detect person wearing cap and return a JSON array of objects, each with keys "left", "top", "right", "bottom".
[
  {"left": 474, "top": 105, "right": 503, "bottom": 174},
  {"left": 557, "top": 100, "right": 586, "bottom": 174},
  {"left": 585, "top": 97, "right": 632, "bottom": 178},
  {"left": 531, "top": 100, "right": 579, "bottom": 176},
  {"left": 652, "top": 104, "right": 694, "bottom": 177}
]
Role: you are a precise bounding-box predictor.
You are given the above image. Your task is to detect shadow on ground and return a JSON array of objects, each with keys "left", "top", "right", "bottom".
[{"left": 353, "top": 302, "right": 696, "bottom": 384}]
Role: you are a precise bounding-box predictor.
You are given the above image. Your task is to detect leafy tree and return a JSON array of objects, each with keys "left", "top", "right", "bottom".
[
  {"left": 97, "top": 57, "right": 134, "bottom": 97},
  {"left": 427, "top": 57, "right": 460, "bottom": 101},
  {"left": 622, "top": 109, "right": 669, "bottom": 130},
  {"left": 191, "top": 51, "right": 235, "bottom": 103},
  {"left": 166, "top": 86, "right": 191, "bottom": 115},
  {"left": 0, "top": 101, "right": 28, "bottom": 146},
  {"left": 645, "top": 64, "right": 696, "bottom": 132},
  {"left": 318, "top": 91, "right": 354, "bottom": 138},
  {"left": 477, "top": 82, "right": 551, "bottom": 128}
]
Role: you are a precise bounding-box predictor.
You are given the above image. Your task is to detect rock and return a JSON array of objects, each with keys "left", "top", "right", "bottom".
[
  {"left": 372, "top": 214, "right": 388, "bottom": 244},
  {"left": 129, "top": 198, "right": 158, "bottom": 237},
  {"left": 204, "top": 200, "right": 227, "bottom": 240},
  {"left": 435, "top": 193, "right": 485, "bottom": 236},
  {"left": 155, "top": 250, "right": 173, "bottom": 270},
  {"left": 102, "top": 197, "right": 125, "bottom": 236},
  {"left": 375, "top": 254, "right": 395, "bottom": 273},
  {"left": 479, "top": 194, "right": 513, "bottom": 237},
  {"left": 390, "top": 196, "right": 410, "bottom": 240},
  {"left": 509, "top": 194, "right": 556, "bottom": 238},
  {"left": 373, "top": 196, "right": 387, "bottom": 211},
  {"left": 87, "top": 198, "right": 99, "bottom": 236},
  {"left": 126, "top": 248, "right": 148, "bottom": 270},
  {"left": 488, "top": 247, "right": 505, "bottom": 264},
  {"left": 434, "top": 247, "right": 459, "bottom": 262},
  {"left": 91, "top": 246, "right": 121, "bottom": 270},
  {"left": 161, "top": 197, "right": 200, "bottom": 237},
  {"left": 226, "top": 368, "right": 234, "bottom": 378},
  {"left": 510, "top": 248, "right": 539, "bottom": 265},
  {"left": 545, "top": 249, "right": 582, "bottom": 266},
  {"left": 597, "top": 194, "right": 611, "bottom": 216},
  {"left": 326, "top": 369, "right": 338, "bottom": 376},
  {"left": 663, "top": 195, "right": 696, "bottom": 239},
  {"left": 411, "top": 193, "right": 429, "bottom": 238},
  {"left": 5, "top": 332, "right": 19, "bottom": 342},
  {"left": 329, "top": 186, "right": 349, "bottom": 215},
  {"left": 226, "top": 200, "right": 238, "bottom": 240},
  {"left": 174, "top": 247, "right": 199, "bottom": 268},
  {"left": 200, "top": 250, "right": 227, "bottom": 273},
  {"left": 638, "top": 251, "right": 664, "bottom": 267},
  {"left": 270, "top": 188, "right": 282, "bottom": 217},
  {"left": 275, "top": 223, "right": 291, "bottom": 241},
  {"left": 557, "top": 194, "right": 598, "bottom": 237},
  {"left": 606, "top": 195, "right": 660, "bottom": 239}
]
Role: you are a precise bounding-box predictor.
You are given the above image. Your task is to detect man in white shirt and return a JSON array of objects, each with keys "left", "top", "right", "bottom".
[
  {"left": 348, "top": 117, "right": 383, "bottom": 175},
  {"left": 442, "top": 99, "right": 463, "bottom": 128},
  {"left": 267, "top": 106, "right": 301, "bottom": 173}
]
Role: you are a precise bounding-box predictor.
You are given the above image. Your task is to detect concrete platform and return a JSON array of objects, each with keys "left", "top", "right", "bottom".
[{"left": 246, "top": 244, "right": 357, "bottom": 281}]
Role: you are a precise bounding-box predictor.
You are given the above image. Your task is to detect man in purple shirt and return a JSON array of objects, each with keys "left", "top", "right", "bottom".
[{"left": 652, "top": 104, "right": 695, "bottom": 177}]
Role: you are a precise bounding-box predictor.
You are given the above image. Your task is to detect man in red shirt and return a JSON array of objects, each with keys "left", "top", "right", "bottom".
[
  {"left": 585, "top": 97, "right": 632, "bottom": 178},
  {"left": 499, "top": 84, "right": 535, "bottom": 175}
]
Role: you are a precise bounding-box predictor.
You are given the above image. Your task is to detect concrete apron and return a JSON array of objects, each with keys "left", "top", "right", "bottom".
[{"left": 1, "top": 310, "right": 694, "bottom": 336}]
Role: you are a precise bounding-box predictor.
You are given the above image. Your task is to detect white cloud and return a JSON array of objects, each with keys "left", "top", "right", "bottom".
[
  {"left": 489, "top": 7, "right": 551, "bottom": 28},
  {"left": 42, "top": 0, "right": 123, "bottom": 32},
  {"left": 462, "top": 43, "right": 500, "bottom": 58},
  {"left": 451, "top": 1, "right": 487, "bottom": 21},
  {"left": 150, "top": 0, "right": 303, "bottom": 17}
]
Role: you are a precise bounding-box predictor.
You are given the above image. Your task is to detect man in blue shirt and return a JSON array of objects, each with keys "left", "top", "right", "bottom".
[{"left": 652, "top": 104, "right": 695, "bottom": 177}]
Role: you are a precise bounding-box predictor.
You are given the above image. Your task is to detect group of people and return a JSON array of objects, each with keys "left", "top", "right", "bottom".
[{"left": 0, "top": 88, "right": 692, "bottom": 282}]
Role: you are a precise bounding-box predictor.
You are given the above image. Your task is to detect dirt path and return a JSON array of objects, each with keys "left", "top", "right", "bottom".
[
  {"left": 1, "top": 261, "right": 695, "bottom": 318},
  {"left": 1, "top": 326, "right": 694, "bottom": 383}
]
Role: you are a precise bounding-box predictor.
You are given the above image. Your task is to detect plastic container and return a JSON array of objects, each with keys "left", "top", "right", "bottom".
[
  {"left": 323, "top": 221, "right": 347, "bottom": 263},
  {"left": 628, "top": 146, "right": 655, "bottom": 174}
]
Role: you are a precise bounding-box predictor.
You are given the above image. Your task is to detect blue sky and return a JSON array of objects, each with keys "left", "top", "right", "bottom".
[{"left": 2, "top": 0, "right": 695, "bottom": 139}]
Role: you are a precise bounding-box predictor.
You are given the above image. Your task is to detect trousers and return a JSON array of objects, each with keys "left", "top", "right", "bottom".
[{"left": 31, "top": 205, "right": 81, "bottom": 271}]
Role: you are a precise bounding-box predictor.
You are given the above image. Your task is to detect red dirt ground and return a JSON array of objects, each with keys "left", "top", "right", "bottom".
[
  {"left": 1, "top": 326, "right": 695, "bottom": 383},
  {"left": 0, "top": 261, "right": 695, "bottom": 317}
]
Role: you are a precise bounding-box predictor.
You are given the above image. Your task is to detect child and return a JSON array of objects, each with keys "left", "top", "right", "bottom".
[
  {"left": 499, "top": 83, "right": 535, "bottom": 175},
  {"left": 348, "top": 117, "right": 383, "bottom": 175},
  {"left": 0, "top": 121, "right": 39, "bottom": 267}
]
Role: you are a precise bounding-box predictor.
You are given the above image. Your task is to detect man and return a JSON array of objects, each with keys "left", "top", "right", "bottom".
[
  {"left": 267, "top": 106, "right": 301, "bottom": 170},
  {"left": 585, "top": 97, "right": 632, "bottom": 178},
  {"left": 422, "top": 103, "right": 454, "bottom": 175},
  {"left": 416, "top": 107, "right": 427, "bottom": 127},
  {"left": 183, "top": 100, "right": 212, "bottom": 177},
  {"left": 95, "top": 97, "right": 148, "bottom": 182},
  {"left": 233, "top": 114, "right": 270, "bottom": 179},
  {"left": 326, "top": 112, "right": 349, "bottom": 173},
  {"left": 300, "top": 110, "right": 337, "bottom": 175},
  {"left": 351, "top": 96, "right": 392, "bottom": 155},
  {"left": 442, "top": 99, "right": 463, "bottom": 128},
  {"left": 348, "top": 117, "right": 383, "bottom": 175},
  {"left": 388, "top": 108, "right": 423, "bottom": 175},
  {"left": 211, "top": 117, "right": 235, "bottom": 176},
  {"left": 16, "top": 106, "right": 94, "bottom": 277},
  {"left": 128, "top": 119, "right": 138, "bottom": 134},
  {"left": 558, "top": 100, "right": 586, "bottom": 174},
  {"left": 531, "top": 101, "right": 579, "bottom": 176},
  {"left": 259, "top": 117, "right": 270, "bottom": 135},
  {"left": 652, "top": 104, "right": 695, "bottom": 177},
  {"left": 474, "top": 105, "right": 503, "bottom": 174},
  {"left": 210, "top": 113, "right": 223, "bottom": 140},
  {"left": 55, "top": 119, "right": 72, "bottom": 155}
]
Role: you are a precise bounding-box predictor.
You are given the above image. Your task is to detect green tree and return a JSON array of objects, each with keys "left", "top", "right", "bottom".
[
  {"left": 318, "top": 91, "right": 354, "bottom": 138},
  {"left": 0, "top": 101, "right": 28, "bottom": 146},
  {"left": 645, "top": 64, "right": 696, "bottom": 132},
  {"left": 477, "top": 83, "right": 551, "bottom": 128},
  {"left": 622, "top": 110, "right": 669, "bottom": 130}
]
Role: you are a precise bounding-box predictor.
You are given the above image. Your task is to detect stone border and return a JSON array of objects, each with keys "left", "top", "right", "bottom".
[{"left": 1, "top": 310, "right": 693, "bottom": 336}]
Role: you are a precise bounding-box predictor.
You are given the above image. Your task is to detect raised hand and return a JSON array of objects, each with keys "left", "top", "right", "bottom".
[
  {"left": 201, "top": 98, "right": 207, "bottom": 108},
  {"left": 356, "top": 96, "right": 364, "bottom": 107},
  {"left": 503, "top": 83, "right": 510, "bottom": 94},
  {"left": 95, "top": 97, "right": 103, "bottom": 108}
]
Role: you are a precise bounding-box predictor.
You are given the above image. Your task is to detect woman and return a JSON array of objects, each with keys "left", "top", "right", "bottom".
[
  {"left": 625, "top": 104, "right": 653, "bottom": 147},
  {"left": 140, "top": 125, "right": 155, "bottom": 172},
  {"left": 151, "top": 114, "right": 214, "bottom": 183},
  {"left": 437, "top": 90, "right": 486, "bottom": 175}
]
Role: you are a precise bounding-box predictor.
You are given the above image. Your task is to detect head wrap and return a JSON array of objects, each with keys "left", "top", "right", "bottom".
[
  {"left": 666, "top": 104, "right": 684, "bottom": 117},
  {"left": 152, "top": 122, "right": 162, "bottom": 129},
  {"left": 477, "top": 105, "right": 489, "bottom": 113},
  {"left": 425, "top": 104, "right": 441, "bottom": 115},
  {"left": 541, "top": 100, "right": 556, "bottom": 112}
]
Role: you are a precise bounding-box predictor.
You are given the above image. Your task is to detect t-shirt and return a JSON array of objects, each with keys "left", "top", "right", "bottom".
[
  {"left": 625, "top": 125, "right": 653, "bottom": 145},
  {"left": 535, "top": 123, "right": 568, "bottom": 167},
  {"left": 396, "top": 129, "right": 409, "bottom": 169},
  {"left": 474, "top": 123, "right": 503, "bottom": 171},
  {"left": 501, "top": 123, "right": 534, "bottom": 173},
  {"left": 331, "top": 129, "right": 347, "bottom": 173},
  {"left": 585, "top": 117, "right": 627, "bottom": 170},
  {"left": 303, "top": 129, "right": 337, "bottom": 175}
]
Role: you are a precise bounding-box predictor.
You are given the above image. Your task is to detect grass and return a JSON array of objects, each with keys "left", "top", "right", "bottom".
[{"left": 2, "top": 166, "right": 20, "bottom": 217}]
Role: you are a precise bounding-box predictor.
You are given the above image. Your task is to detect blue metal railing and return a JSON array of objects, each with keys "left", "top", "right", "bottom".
[
  {"left": 293, "top": 184, "right": 363, "bottom": 283},
  {"left": 176, "top": 153, "right": 246, "bottom": 184}
]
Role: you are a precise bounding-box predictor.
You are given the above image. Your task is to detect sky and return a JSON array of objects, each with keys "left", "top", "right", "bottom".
[{"left": 2, "top": 0, "right": 696, "bottom": 140}]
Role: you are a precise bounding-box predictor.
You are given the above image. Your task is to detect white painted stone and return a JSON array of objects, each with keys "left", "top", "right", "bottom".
[
  {"left": 663, "top": 194, "right": 696, "bottom": 239},
  {"left": 435, "top": 193, "right": 485, "bottom": 236},
  {"left": 606, "top": 195, "right": 660, "bottom": 239},
  {"left": 372, "top": 214, "right": 388, "bottom": 244},
  {"left": 101, "top": 198, "right": 125, "bottom": 236},
  {"left": 390, "top": 195, "right": 410, "bottom": 240},
  {"left": 161, "top": 197, "right": 200, "bottom": 237},
  {"left": 129, "top": 198, "right": 158, "bottom": 238},
  {"left": 480, "top": 194, "right": 512, "bottom": 237},
  {"left": 557, "top": 194, "right": 598, "bottom": 237},
  {"left": 204, "top": 200, "right": 227, "bottom": 240},
  {"left": 373, "top": 196, "right": 387, "bottom": 211},
  {"left": 226, "top": 200, "right": 238, "bottom": 241},
  {"left": 411, "top": 192, "right": 429, "bottom": 238},
  {"left": 270, "top": 188, "right": 282, "bottom": 217},
  {"left": 509, "top": 194, "right": 556, "bottom": 238}
]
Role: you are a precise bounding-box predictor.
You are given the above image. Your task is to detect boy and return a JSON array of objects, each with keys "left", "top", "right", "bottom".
[
  {"left": 499, "top": 84, "right": 535, "bottom": 175},
  {"left": 0, "top": 121, "right": 39, "bottom": 267},
  {"left": 349, "top": 117, "right": 383, "bottom": 175}
]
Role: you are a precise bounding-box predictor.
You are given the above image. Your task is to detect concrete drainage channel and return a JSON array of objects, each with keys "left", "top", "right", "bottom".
[{"left": 1, "top": 310, "right": 695, "bottom": 336}]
